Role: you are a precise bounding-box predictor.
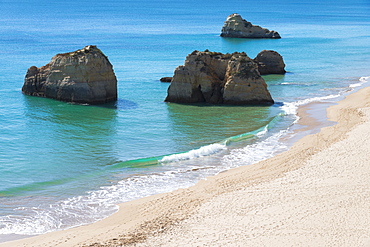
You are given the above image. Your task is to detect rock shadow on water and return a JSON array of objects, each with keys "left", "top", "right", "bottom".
[
  {"left": 164, "top": 102, "right": 276, "bottom": 149},
  {"left": 21, "top": 94, "right": 138, "bottom": 170},
  {"left": 22, "top": 94, "right": 138, "bottom": 164},
  {"left": 262, "top": 74, "right": 286, "bottom": 85},
  {"left": 22, "top": 93, "right": 138, "bottom": 111},
  {"left": 221, "top": 36, "right": 260, "bottom": 44},
  {"left": 97, "top": 98, "right": 139, "bottom": 110}
]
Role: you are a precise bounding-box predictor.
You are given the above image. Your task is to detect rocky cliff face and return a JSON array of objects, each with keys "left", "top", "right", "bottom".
[
  {"left": 254, "top": 50, "right": 286, "bottom": 75},
  {"left": 165, "top": 50, "right": 274, "bottom": 105},
  {"left": 22, "top": 45, "right": 117, "bottom": 104},
  {"left": 220, "top": 13, "right": 281, "bottom": 39}
]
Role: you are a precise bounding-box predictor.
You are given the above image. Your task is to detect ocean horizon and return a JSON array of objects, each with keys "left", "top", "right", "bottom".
[{"left": 0, "top": 0, "right": 370, "bottom": 242}]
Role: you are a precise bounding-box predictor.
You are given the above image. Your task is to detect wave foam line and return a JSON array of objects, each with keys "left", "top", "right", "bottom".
[
  {"left": 281, "top": 93, "right": 342, "bottom": 116},
  {"left": 283, "top": 76, "right": 370, "bottom": 117},
  {"left": 112, "top": 117, "right": 283, "bottom": 168},
  {"left": 359, "top": 76, "right": 370, "bottom": 82},
  {"left": 221, "top": 128, "right": 289, "bottom": 169},
  {"left": 160, "top": 112, "right": 286, "bottom": 164},
  {"left": 350, "top": 76, "right": 370, "bottom": 88},
  {"left": 0, "top": 166, "right": 202, "bottom": 236},
  {"left": 160, "top": 143, "right": 226, "bottom": 163}
]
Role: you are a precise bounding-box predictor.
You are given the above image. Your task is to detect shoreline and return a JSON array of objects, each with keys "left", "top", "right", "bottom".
[{"left": 2, "top": 85, "right": 370, "bottom": 246}]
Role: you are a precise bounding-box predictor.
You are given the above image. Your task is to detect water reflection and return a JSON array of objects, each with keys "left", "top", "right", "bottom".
[
  {"left": 220, "top": 36, "right": 283, "bottom": 57},
  {"left": 97, "top": 98, "right": 138, "bottom": 110},
  {"left": 18, "top": 95, "right": 121, "bottom": 194},
  {"left": 165, "top": 103, "right": 275, "bottom": 150}
]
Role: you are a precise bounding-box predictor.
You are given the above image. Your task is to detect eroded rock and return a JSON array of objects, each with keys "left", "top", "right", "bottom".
[
  {"left": 165, "top": 50, "right": 274, "bottom": 105},
  {"left": 22, "top": 45, "right": 117, "bottom": 104},
  {"left": 254, "top": 50, "right": 286, "bottom": 75},
  {"left": 220, "top": 13, "right": 281, "bottom": 39}
]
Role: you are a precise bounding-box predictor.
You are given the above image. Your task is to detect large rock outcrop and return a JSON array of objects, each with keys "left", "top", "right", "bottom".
[
  {"left": 254, "top": 50, "right": 286, "bottom": 75},
  {"left": 22, "top": 45, "right": 117, "bottom": 104},
  {"left": 165, "top": 50, "right": 274, "bottom": 105},
  {"left": 220, "top": 13, "right": 281, "bottom": 39}
]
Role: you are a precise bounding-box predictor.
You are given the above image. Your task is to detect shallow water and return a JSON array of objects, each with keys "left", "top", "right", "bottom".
[{"left": 0, "top": 0, "right": 370, "bottom": 241}]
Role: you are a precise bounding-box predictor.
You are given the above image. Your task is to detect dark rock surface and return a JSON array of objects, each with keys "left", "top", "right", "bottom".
[
  {"left": 254, "top": 50, "right": 286, "bottom": 75},
  {"left": 160, "top": 77, "right": 173, "bottom": 82}
]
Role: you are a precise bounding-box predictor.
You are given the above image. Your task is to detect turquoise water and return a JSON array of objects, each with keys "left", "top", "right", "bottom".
[{"left": 0, "top": 0, "right": 370, "bottom": 241}]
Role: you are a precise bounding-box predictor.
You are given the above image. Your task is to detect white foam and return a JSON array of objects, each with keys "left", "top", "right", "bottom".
[
  {"left": 349, "top": 83, "right": 362, "bottom": 88},
  {"left": 359, "top": 76, "right": 370, "bottom": 83},
  {"left": 281, "top": 93, "right": 341, "bottom": 116},
  {"left": 221, "top": 129, "right": 289, "bottom": 170},
  {"left": 256, "top": 125, "right": 269, "bottom": 137},
  {"left": 281, "top": 76, "right": 370, "bottom": 117},
  {"left": 0, "top": 194, "right": 119, "bottom": 235},
  {"left": 350, "top": 76, "right": 370, "bottom": 88},
  {"left": 160, "top": 143, "right": 226, "bottom": 163}
]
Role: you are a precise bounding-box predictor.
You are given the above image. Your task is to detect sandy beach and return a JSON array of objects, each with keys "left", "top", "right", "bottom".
[{"left": 2, "top": 86, "right": 370, "bottom": 247}]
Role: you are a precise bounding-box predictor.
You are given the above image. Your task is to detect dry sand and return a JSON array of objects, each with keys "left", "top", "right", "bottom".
[{"left": 2, "top": 86, "right": 370, "bottom": 247}]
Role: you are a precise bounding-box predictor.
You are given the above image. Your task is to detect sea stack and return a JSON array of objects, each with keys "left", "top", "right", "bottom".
[
  {"left": 220, "top": 13, "right": 281, "bottom": 39},
  {"left": 165, "top": 50, "right": 274, "bottom": 105},
  {"left": 254, "top": 50, "right": 286, "bottom": 75},
  {"left": 22, "top": 45, "right": 117, "bottom": 104}
]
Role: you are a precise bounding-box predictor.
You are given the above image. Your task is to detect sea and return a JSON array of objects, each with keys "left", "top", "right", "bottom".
[{"left": 0, "top": 0, "right": 369, "bottom": 242}]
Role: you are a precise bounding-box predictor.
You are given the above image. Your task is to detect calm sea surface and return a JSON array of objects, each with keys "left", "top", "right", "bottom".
[{"left": 0, "top": 0, "right": 369, "bottom": 241}]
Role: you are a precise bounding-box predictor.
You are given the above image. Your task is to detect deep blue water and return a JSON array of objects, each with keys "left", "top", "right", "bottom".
[{"left": 0, "top": 0, "right": 370, "bottom": 241}]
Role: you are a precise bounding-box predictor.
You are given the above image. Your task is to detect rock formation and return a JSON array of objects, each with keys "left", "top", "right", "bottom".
[
  {"left": 254, "top": 50, "right": 286, "bottom": 75},
  {"left": 220, "top": 13, "right": 281, "bottom": 39},
  {"left": 165, "top": 50, "right": 274, "bottom": 105},
  {"left": 160, "top": 77, "right": 173, "bottom": 82},
  {"left": 22, "top": 45, "right": 117, "bottom": 104}
]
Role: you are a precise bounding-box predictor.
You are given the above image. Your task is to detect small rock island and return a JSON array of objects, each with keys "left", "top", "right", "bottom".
[
  {"left": 220, "top": 13, "right": 281, "bottom": 39},
  {"left": 254, "top": 50, "right": 286, "bottom": 75},
  {"left": 165, "top": 50, "right": 282, "bottom": 105},
  {"left": 22, "top": 45, "right": 117, "bottom": 104}
]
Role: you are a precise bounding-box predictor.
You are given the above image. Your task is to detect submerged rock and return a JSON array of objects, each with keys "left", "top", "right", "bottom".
[
  {"left": 254, "top": 50, "right": 286, "bottom": 75},
  {"left": 220, "top": 13, "right": 281, "bottom": 39},
  {"left": 22, "top": 45, "right": 117, "bottom": 104},
  {"left": 165, "top": 50, "right": 274, "bottom": 105}
]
